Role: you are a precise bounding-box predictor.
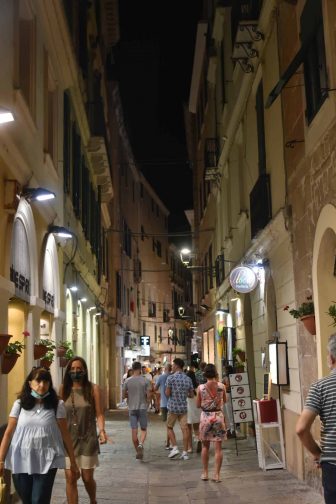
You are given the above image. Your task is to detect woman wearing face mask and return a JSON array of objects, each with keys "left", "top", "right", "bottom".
[
  {"left": 0, "top": 366, "right": 79, "bottom": 504},
  {"left": 60, "top": 356, "right": 107, "bottom": 504}
]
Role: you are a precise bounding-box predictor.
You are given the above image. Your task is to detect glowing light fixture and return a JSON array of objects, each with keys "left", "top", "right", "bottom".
[
  {"left": 80, "top": 297, "right": 87, "bottom": 302},
  {"left": 0, "top": 108, "right": 14, "bottom": 124},
  {"left": 22, "top": 187, "right": 56, "bottom": 202},
  {"left": 49, "top": 225, "right": 73, "bottom": 239},
  {"left": 69, "top": 286, "right": 78, "bottom": 292}
]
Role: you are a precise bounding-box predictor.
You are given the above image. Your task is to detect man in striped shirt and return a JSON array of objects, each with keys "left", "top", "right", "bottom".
[{"left": 296, "top": 333, "right": 336, "bottom": 504}]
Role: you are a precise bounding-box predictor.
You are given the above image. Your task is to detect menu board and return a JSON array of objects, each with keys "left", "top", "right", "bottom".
[{"left": 229, "top": 372, "right": 253, "bottom": 424}]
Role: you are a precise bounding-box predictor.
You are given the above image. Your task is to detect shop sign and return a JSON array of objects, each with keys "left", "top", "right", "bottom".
[
  {"left": 229, "top": 265, "right": 258, "bottom": 293},
  {"left": 43, "top": 244, "right": 55, "bottom": 313},
  {"left": 10, "top": 219, "right": 31, "bottom": 302},
  {"left": 140, "top": 335, "right": 150, "bottom": 356}
]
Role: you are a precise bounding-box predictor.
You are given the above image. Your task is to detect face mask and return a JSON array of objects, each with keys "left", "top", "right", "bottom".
[
  {"left": 70, "top": 371, "right": 85, "bottom": 381},
  {"left": 31, "top": 389, "right": 50, "bottom": 399}
]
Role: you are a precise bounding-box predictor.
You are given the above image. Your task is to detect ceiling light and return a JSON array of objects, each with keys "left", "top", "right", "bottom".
[
  {"left": 49, "top": 225, "right": 73, "bottom": 239},
  {"left": 70, "top": 286, "right": 78, "bottom": 292},
  {"left": 21, "top": 187, "right": 56, "bottom": 202},
  {"left": 80, "top": 297, "right": 87, "bottom": 302},
  {"left": 0, "top": 108, "right": 14, "bottom": 124}
]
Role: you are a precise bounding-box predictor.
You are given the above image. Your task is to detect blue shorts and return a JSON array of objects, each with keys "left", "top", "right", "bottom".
[{"left": 129, "top": 409, "right": 148, "bottom": 430}]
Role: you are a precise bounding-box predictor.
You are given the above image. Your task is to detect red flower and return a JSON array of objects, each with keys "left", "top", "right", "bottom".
[{"left": 22, "top": 330, "right": 30, "bottom": 337}]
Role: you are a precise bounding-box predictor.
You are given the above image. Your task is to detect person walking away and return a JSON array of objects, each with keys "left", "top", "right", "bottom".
[
  {"left": 186, "top": 370, "right": 202, "bottom": 453},
  {"left": 195, "top": 362, "right": 207, "bottom": 385},
  {"left": 153, "top": 367, "right": 162, "bottom": 413},
  {"left": 0, "top": 366, "right": 79, "bottom": 504},
  {"left": 60, "top": 356, "right": 107, "bottom": 504},
  {"left": 296, "top": 333, "right": 336, "bottom": 504},
  {"left": 197, "top": 364, "right": 227, "bottom": 482},
  {"left": 123, "top": 361, "right": 152, "bottom": 460},
  {"left": 165, "top": 358, "right": 194, "bottom": 460},
  {"left": 154, "top": 363, "right": 172, "bottom": 448}
]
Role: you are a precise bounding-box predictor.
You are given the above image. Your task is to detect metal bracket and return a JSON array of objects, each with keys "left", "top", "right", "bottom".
[
  {"left": 234, "top": 41, "right": 258, "bottom": 59},
  {"left": 238, "top": 23, "right": 264, "bottom": 42},
  {"left": 232, "top": 57, "right": 254, "bottom": 73}
]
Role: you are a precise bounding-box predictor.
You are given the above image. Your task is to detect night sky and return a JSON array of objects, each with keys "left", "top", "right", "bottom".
[{"left": 117, "top": 0, "right": 202, "bottom": 239}]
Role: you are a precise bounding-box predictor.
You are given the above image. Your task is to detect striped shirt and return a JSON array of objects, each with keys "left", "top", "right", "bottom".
[{"left": 304, "top": 369, "right": 336, "bottom": 463}]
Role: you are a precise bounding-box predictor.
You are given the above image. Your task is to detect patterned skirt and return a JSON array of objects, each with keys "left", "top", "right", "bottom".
[{"left": 199, "top": 410, "right": 227, "bottom": 442}]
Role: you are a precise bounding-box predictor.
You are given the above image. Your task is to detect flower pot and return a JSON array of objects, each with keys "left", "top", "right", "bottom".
[
  {"left": 1, "top": 353, "right": 20, "bottom": 374},
  {"left": 33, "top": 344, "right": 48, "bottom": 360},
  {"left": 57, "top": 346, "right": 66, "bottom": 358},
  {"left": 234, "top": 365, "right": 245, "bottom": 373},
  {"left": 40, "top": 358, "right": 53, "bottom": 369},
  {"left": 59, "top": 356, "right": 69, "bottom": 368},
  {"left": 0, "top": 334, "right": 12, "bottom": 356},
  {"left": 300, "top": 315, "right": 316, "bottom": 335}
]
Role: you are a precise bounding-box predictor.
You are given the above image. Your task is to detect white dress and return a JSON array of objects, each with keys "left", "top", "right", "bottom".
[{"left": 187, "top": 395, "right": 201, "bottom": 424}]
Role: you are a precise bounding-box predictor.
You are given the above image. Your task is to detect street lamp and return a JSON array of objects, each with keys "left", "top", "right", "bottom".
[
  {"left": 0, "top": 107, "right": 14, "bottom": 124},
  {"left": 21, "top": 187, "right": 56, "bottom": 202}
]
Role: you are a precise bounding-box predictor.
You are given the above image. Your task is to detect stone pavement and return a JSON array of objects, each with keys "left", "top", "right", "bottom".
[{"left": 51, "top": 409, "right": 324, "bottom": 504}]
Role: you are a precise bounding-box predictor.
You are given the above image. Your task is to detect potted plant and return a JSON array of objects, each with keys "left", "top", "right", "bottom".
[
  {"left": 59, "top": 345, "right": 74, "bottom": 367},
  {"left": 232, "top": 347, "right": 245, "bottom": 373},
  {"left": 40, "top": 350, "right": 55, "bottom": 369},
  {"left": 284, "top": 296, "right": 315, "bottom": 334},
  {"left": 327, "top": 303, "right": 336, "bottom": 326},
  {"left": 0, "top": 334, "right": 12, "bottom": 356},
  {"left": 57, "top": 340, "right": 72, "bottom": 358},
  {"left": 2, "top": 340, "right": 25, "bottom": 374},
  {"left": 34, "top": 338, "right": 56, "bottom": 359}
]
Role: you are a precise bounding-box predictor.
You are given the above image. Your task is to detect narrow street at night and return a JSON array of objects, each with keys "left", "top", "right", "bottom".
[{"left": 52, "top": 411, "right": 324, "bottom": 504}]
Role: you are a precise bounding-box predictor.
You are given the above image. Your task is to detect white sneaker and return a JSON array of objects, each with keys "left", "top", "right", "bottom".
[
  {"left": 168, "top": 447, "right": 180, "bottom": 458},
  {"left": 179, "top": 452, "right": 189, "bottom": 460}
]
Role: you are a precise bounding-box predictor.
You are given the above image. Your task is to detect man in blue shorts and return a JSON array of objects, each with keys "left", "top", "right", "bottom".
[{"left": 123, "top": 361, "right": 152, "bottom": 459}]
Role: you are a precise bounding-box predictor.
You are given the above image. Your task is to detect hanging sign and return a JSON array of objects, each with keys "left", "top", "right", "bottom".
[
  {"left": 229, "top": 265, "right": 258, "bottom": 294},
  {"left": 140, "top": 336, "right": 150, "bottom": 356}
]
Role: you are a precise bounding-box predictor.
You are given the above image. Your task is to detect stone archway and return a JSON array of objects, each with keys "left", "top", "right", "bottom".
[{"left": 312, "top": 204, "right": 336, "bottom": 377}]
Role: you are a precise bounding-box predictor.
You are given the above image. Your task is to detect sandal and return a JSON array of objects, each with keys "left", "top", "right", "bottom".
[
  {"left": 201, "top": 474, "right": 208, "bottom": 481},
  {"left": 211, "top": 476, "right": 222, "bottom": 483}
]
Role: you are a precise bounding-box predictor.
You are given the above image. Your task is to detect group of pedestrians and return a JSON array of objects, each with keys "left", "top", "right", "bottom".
[
  {"left": 122, "top": 357, "right": 227, "bottom": 482},
  {"left": 0, "top": 356, "right": 107, "bottom": 504}
]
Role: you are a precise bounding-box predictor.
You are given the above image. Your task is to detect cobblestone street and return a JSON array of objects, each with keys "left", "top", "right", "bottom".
[{"left": 51, "top": 410, "right": 324, "bottom": 504}]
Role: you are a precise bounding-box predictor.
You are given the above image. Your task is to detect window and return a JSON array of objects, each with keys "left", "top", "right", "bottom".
[
  {"left": 256, "top": 81, "right": 266, "bottom": 174},
  {"left": 301, "top": 0, "right": 328, "bottom": 124},
  {"left": 156, "top": 240, "right": 162, "bottom": 258},
  {"left": 154, "top": 325, "right": 157, "bottom": 343},
  {"left": 163, "top": 308, "right": 170, "bottom": 323},
  {"left": 17, "top": 2, "right": 36, "bottom": 115},
  {"left": 43, "top": 50, "right": 57, "bottom": 165},
  {"left": 208, "top": 245, "right": 213, "bottom": 290},
  {"left": 116, "top": 273, "right": 122, "bottom": 310},
  {"left": 141, "top": 225, "right": 145, "bottom": 241},
  {"left": 148, "top": 301, "right": 156, "bottom": 318},
  {"left": 159, "top": 327, "right": 162, "bottom": 343}
]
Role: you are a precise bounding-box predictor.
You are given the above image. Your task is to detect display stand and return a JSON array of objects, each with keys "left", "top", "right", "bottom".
[
  {"left": 253, "top": 398, "right": 286, "bottom": 470},
  {"left": 229, "top": 371, "right": 256, "bottom": 455}
]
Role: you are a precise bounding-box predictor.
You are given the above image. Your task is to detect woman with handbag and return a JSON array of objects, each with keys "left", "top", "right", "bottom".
[
  {"left": 197, "top": 364, "right": 227, "bottom": 482},
  {"left": 60, "top": 356, "right": 107, "bottom": 504},
  {"left": 0, "top": 366, "right": 79, "bottom": 504}
]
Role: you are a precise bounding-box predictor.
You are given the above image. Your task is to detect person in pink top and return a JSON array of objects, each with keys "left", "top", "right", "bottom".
[{"left": 197, "top": 364, "right": 227, "bottom": 482}]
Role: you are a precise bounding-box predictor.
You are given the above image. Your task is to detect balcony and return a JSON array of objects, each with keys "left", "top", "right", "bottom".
[
  {"left": 86, "top": 100, "right": 113, "bottom": 203},
  {"left": 231, "top": 0, "right": 263, "bottom": 73},
  {"left": 249, "top": 173, "right": 272, "bottom": 239},
  {"left": 204, "top": 138, "right": 220, "bottom": 181}
]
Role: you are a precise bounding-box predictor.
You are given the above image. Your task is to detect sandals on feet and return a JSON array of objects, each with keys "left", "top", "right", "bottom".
[
  {"left": 211, "top": 476, "right": 222, "bottom": 483},
  {"left": 201, "top": 474, "right": 208, "bottom": 481}
]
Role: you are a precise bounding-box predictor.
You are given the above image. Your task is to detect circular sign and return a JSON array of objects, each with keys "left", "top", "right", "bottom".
[{"left": 229, "top": 266, "right": 258, "bottom": 294}]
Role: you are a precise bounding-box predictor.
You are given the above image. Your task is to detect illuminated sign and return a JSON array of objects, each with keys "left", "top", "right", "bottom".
[
  {"left": 229, "top": 266, "right": 258, "bottom": 293},
  {"left": 140, "top": 336, "right": 150, "bottom": 356}
]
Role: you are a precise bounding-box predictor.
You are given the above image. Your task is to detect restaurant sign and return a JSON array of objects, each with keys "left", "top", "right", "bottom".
[{"left": 229, "top": 265, "right": 258, "bottom": 294}]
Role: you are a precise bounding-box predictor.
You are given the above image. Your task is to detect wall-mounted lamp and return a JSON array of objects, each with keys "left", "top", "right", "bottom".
[
  {"left": 0, "top": 107, "right": 14, "bottom": 124},
  {"left": 21, "top": 187, "right": 56, "bottom": 202},
  {"left": 200, "top": 304, "right": 211, "bottom": 311},
  {"left": 49, "top": 225, "right": 73, "bottom": 239},
  {"left": 80, "top": 297, "right": 87, "bottom": 303},
  {"left": 70, "top": 286, "right": 78, "bottom": 292},
  {"left": 180, "top": 248, "right": 192, "bottom": 266}
]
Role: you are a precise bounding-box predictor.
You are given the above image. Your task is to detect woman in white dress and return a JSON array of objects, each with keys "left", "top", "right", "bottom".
[{"left": 186, "top": 370, "right": 202, "bottom": 453}]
